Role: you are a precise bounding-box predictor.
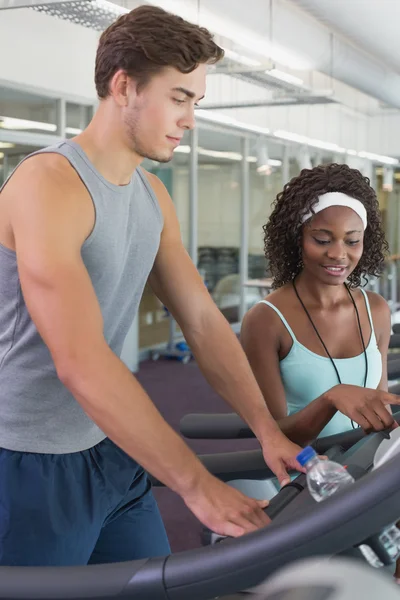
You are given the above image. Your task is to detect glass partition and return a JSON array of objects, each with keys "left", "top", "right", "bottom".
[
  {"left": 246, "top": 163, "right": 282, "bottom": 306},
  {"left": 66, "top": 102, "right": 93, "bottom": 137},
  {"left": 0, "top": 86, "right": 57, "bottom": 135},
  {"left": 138, "top": 132, "right": 190, "bottom": 350},
  {"left": 0, "top": 143, "right": 43, "bottom": 185},
  {"left": 197, "top": 128, "right": 242, "bottom": 324}
]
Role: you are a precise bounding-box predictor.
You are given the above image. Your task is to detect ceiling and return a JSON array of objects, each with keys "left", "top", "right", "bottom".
[
  {"left": 4, "top": 0, "right": 400, "bottom": 110},
  {"left": 293, "top": 0, "right": 400, "bottom": 74}
]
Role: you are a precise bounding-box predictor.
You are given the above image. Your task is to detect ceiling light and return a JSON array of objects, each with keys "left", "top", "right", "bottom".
[
  {"left": 266, "top": 69, "right": 304, "bottom": 87},
  {"left": 66, "top": 127, "right": 83, "bottom": 135},
  {"left": 174, "top": 145, "right": 281, "bottom": 166},
  {"left": 199, "top": 149, "right": 242, "bottom": 160},
  {"left": 346, "top": 149, "right": 358, "bottom": 156},
  {"left": 0, "top": 117, "right": 56, "bottom": 132},
  {"left": 195, "top": 110, "right": 239, "bottom": 127},
  {"left": 195, "top": 110, "right": 270, "bottom": 136},
  {"left": 173, "top": 146, "right": 191, "bottom": 154},
  {"left": 0, "top": 117, "right": 83, "bottom": 136},
  {"left": 0, "top": 142, "right": 15, "bottom": 149}
]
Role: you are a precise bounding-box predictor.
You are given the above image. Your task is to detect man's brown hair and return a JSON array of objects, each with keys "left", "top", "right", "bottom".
[{"left": 95, "top": 5, "right": 224, "bottom": 98}]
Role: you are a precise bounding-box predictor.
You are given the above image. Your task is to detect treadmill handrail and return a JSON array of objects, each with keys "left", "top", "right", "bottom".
[
  {"left": 180, "top": 409, "right": 400, "bottom": 442},
  {"left": 150, "top": 448, "right": 275, "bottom": 486},
  {"left": 180, "top": 412, "right": 251, "bottom": 439}
]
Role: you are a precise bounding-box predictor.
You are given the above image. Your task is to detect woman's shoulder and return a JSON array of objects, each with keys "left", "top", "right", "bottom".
[
  {"left": 242, "top": 284, "right": 293, "bottom": 332},
  {"left": 359, "top": 288, "right": 390, "bottom": 315},
  {"left": 356, "top": 288, "right": 391, "bottom": 340}
]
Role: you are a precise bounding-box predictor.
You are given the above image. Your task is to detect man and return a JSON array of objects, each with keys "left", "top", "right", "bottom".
[{"left": 0, "top": 5, "right": 301, "bottom": 566}]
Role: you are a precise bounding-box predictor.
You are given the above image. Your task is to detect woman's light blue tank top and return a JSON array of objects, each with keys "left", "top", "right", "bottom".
[{"left": 259, "top": 288, "right": 382, "bottom": 437}]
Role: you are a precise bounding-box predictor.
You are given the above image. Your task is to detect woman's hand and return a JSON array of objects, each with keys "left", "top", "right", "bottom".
[{"left": 325, "top": 385, "right": 399, "bottom": 432}]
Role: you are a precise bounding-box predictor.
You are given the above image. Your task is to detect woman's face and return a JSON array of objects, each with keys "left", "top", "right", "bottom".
[{"left": 301, "top": 205, "right": 365, "bottom": 286}]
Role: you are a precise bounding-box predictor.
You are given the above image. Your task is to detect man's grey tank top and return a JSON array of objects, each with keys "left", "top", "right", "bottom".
[{"left": 0, "top": 140, "right": 163, "bottom": 453}]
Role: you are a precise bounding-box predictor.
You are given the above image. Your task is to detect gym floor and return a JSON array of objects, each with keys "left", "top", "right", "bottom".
[{"left": 136, "top": 358, "right": 259, "bottom": 553}]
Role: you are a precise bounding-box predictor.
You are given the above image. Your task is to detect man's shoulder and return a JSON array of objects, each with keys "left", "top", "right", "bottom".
[{"left": 2, "top": 152, "right": 85, "bottom": 201}]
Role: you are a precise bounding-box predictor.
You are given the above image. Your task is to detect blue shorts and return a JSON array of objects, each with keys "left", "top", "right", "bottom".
[{"left": 0, "top": 438, "right": 170, "bottom": 566}]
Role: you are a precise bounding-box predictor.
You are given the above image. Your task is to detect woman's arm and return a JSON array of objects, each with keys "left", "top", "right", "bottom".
[{"left": 241, "top": 303, "right": 337, "bottom": 445}]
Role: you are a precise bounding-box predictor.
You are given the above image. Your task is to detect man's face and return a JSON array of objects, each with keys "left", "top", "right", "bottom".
[{"left": 122, "top": 65, "right": 206, "bottom": 162}]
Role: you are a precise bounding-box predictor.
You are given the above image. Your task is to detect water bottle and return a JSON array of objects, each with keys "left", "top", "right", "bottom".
[
  {"left": 297, "top": 446, "right": 354, "bottom": 502},
  {"left": 297, "top": 446, "right": 400, "bottom": 566}
]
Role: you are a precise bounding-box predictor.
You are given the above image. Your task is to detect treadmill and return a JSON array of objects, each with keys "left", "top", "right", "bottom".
[{"left": 0, "top": 424, "right": 399, "bottom": 599}]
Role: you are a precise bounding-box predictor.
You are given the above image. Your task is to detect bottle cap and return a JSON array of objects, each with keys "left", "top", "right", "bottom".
[{"left": 297, "top": 446, "right": 317, "bottom": 466}]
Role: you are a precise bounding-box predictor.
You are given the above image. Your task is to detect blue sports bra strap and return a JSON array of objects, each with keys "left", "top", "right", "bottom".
[{"left": 258, "top": 300, "right": 297, "bottom": 342}]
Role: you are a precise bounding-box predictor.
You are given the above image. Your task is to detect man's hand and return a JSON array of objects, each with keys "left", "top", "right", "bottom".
[
  {"left": 182, "top": 473, "right": 270, "bottom": 538},
  {"left": 261, "top": 431, "right": 304, "bottom": 487},
  {"left": 326, "top": 385, "right": 399, "bottom": 433}
]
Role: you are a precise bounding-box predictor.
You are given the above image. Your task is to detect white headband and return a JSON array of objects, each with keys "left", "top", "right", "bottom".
[{"left": 301, "top": 192, "right": 367, "bottom": 230}]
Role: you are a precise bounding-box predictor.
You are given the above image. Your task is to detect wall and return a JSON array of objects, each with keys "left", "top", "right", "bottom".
[{"left": 0, "top": 9, "right": 97, "bottom": 99}]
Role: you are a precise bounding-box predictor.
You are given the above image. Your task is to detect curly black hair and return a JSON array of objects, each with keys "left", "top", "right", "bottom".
[{"left": 263, "top": 163, "right": 388, "bottom": 289}]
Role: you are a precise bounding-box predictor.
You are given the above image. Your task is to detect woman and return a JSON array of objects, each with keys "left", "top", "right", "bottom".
[
  {"left": 242, "top": 162, "right": 400, "bottom": 580},
  {"left": 241, "top": 163, "right": 394, "bottom": 444}
]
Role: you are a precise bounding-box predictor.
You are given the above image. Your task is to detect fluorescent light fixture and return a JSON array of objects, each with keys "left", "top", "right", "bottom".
[
  {"left": 346, "top": 149, "right": 358, "bottom": 156},
  {"left": 65, "top": 127, "right": 83, "bottom": 135},
  {"left": 0, "top": 117, "right": 56, "bottom": 132},
  {"left": 0, "top": 142, "right": 15, "bottom": 149},
  {"left": 358, "top": 151, "right": 398, "bottom": 166},
  {"left": 0, "top": 153, "right": 4, "bottom": 160},
  {"left": 0, "top": 117, "right": 83, "bottom": 136},
  {"left": 266, "top": 69, "right": 304, "bottom": 87},
  {"left": 195, "top": 109, "right": 270, "bottom": 136},
  {"left": 199, "top": 149, "right": 243, "bottom": 160},
  {"left": 174, "top": 145, "right": 281, "bottom": 166},
  {"left": 194, "top": 110, "right": 238, "bottom": 127},
  {"left": 174, "top": 145, "right": 191, "bottom": 154},
  {"left": 223, "top": 48, "right": 262, "bottom": 68}
]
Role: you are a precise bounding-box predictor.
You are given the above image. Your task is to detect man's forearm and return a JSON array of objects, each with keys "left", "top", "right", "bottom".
[
  {"left": 60, "top": 345, "right": 210, "bottom": 497},
  {"left": 182, "top": 308, "right": 282, "bottom": 443}
]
